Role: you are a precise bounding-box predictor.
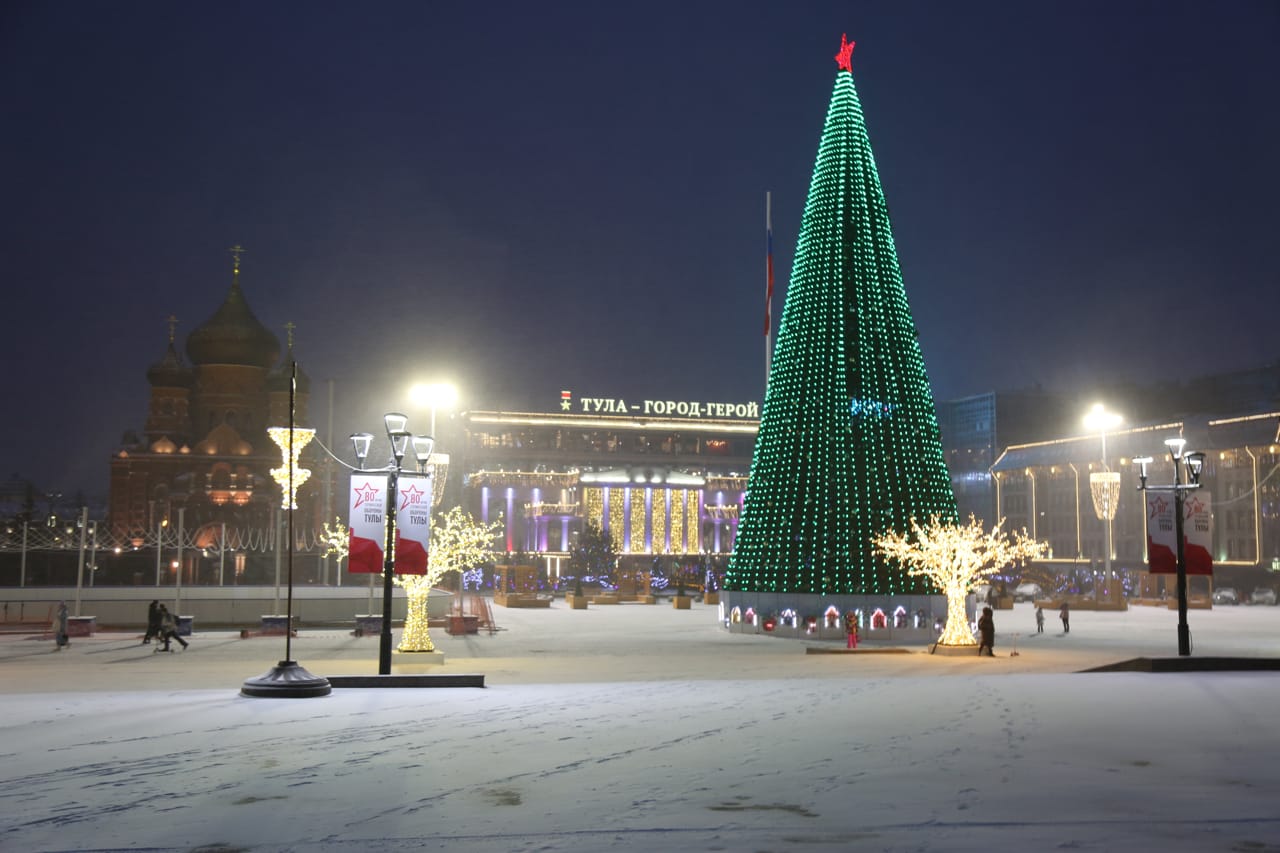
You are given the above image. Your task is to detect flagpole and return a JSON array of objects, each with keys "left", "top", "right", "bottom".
[{"left": 765, "top": 191, "right": 773, "bottom": 391}]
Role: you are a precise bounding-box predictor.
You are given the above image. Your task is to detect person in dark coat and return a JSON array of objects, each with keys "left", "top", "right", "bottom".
[
  {"left": 143, "top": 600, "right": 161, "bottom": 644},
  {"left": 1059, "top": 601, "right": 1070, "bottom": 634},
  {"left": 977, "top": 606, "right": 995, "bottom": 656},
  {"left": 55, "top": 601, "right": 69, "bottom": 650},
  {"left": 1035, "top": 606, "right": 1045, "bottom": 634},
  {"left": 157, "top": 604, "right": 188, "bottom": 652}
]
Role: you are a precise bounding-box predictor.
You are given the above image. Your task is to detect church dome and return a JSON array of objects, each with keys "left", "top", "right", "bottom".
[
  {"left": 186, "top": 264, "right": 280, "bottom": 369},
  {"left": 146, "top": 342, "right": 194, "bottom": 388}
]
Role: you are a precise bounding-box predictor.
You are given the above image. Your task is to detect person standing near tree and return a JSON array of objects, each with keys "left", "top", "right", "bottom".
[
  {"left": 844, "top": 611, "right": 859, "bottom": 649},
  {"left": 1059, "top": 601, "right": 1070, "bottom": 634},
  {"left": 977, "top": 606, "right": 995, "bottom": 656}
]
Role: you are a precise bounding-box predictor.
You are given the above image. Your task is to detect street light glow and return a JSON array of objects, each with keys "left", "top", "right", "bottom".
[
  {"left": 1082, "top": 402, "right": 1122, "bottom": 432},
  {"left": 409, "top": 382, "right": 459, "bottom": 410}
]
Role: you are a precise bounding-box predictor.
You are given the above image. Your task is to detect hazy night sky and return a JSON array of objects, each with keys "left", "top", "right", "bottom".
[{"left": 2, "top": 1, "right": 1277, "bottom": 499}]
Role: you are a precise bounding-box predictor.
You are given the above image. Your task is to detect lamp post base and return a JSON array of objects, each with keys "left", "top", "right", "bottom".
[{"left": 241, "top": 660, "right": 332, "bottom": 698}]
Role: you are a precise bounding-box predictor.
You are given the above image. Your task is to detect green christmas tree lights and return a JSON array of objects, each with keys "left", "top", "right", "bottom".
[{"left": 726, "top": 35, "right": 956, "bottom": 597}]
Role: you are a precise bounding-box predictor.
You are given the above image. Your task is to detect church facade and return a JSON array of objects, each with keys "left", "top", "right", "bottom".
[{"left": 106, "top": 250, "right": 317, "bottom": 574}]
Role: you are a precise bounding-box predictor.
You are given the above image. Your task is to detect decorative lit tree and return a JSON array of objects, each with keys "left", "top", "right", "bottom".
[
  {"left": 320, "top": 517, "right": 349, "bottom": 569},
  {"left": 726, "top": 35, "right": 957, "bottom": 600},
  {"left": 874, "top": 516, "right": 1047, "bottom": 647},
  {"left": 396, "top": 507, "right": 501, "bottom": 652},
  {"left": 568, "top": 520, "right": 617, "bottom": 588}
]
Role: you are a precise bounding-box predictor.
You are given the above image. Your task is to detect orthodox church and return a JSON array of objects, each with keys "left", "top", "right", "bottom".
[{"left": 107, "top": 249, "right": 316, "bottom": 550}]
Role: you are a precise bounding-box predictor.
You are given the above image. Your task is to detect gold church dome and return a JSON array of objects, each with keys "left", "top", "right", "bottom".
[{"left": 185, "top": 248, "right": 280, "bottom": 369}]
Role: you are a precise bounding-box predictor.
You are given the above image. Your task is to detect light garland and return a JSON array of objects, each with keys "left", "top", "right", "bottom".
[
  {"left": 725, "top": 37, "right": 956, "bottom": 598},
  {"left": 395, "top": 506, "right": 503, "bottom": 653},
  {"left": 267, "top": 427, "right": 315, "bottom": 509},
  {"left": 875, "top": 515, "right": 1047, "bottom": 646}
]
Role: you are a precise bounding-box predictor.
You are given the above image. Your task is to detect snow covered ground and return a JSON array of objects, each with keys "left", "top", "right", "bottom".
[{"left": 3, "top": 600, "right": 1280, "bottom": 852}]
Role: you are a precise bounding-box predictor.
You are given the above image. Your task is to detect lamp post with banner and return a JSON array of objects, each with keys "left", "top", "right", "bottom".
[
  {"left": 348, "top": 415, "right": 434, "bottom": 675},
  {"left": 1134, "top": 438, "right": 1207, "bottom": 657}
]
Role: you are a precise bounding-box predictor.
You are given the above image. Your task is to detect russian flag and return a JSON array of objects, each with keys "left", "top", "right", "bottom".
[{"left": 764, "top": 202, "right": 774, "bottom": 337}]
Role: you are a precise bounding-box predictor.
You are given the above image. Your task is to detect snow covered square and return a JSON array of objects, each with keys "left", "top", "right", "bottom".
[{"left": 3, "top": 600, "right": 1280, "bottom": 852}]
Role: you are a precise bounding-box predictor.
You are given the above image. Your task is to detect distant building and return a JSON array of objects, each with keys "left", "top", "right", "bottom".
[
  {"left": 453, "top": 393, "right": 759, "bottom": 568},
  {"left": 936, "top": 391, "right": 1077, "bottom": 526},
  {"left": 105, "top": 250, "right": 318, "bottom": 582},
  {"left": 992, "top": 410, "right": 1280, "bottom": 580}
]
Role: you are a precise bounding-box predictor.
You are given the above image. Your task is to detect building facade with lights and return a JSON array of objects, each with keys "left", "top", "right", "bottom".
[
  {"left": 991, "top": 411, "right": 1280, "bottom": 587},
  {"left": 451, "top": 393, "right": 759, "bottom": 565}
]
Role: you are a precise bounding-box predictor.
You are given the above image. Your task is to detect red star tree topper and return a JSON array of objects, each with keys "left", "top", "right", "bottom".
[{"left": 835, "top": 33, "right": 855, "bottom": 71}]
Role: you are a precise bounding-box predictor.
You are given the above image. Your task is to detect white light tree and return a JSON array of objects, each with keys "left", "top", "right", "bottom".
[
  {"left": 395, "top": 506, "right": 502, "bottom": 653},
  {"left": 875, "top": 515, "right": 1047, "bottom": 647},
  {"left": 320, "top": 517, "right": 349, "bottom": 569}
]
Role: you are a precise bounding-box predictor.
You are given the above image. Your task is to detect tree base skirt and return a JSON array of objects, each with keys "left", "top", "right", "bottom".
[{"left": 930, "top": 643, "right": 984, "bottom": 657}]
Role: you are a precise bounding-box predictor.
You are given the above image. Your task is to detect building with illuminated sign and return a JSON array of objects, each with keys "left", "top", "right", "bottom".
[{"left": 451, "top": 392, "right": 759, "bottom": 562}]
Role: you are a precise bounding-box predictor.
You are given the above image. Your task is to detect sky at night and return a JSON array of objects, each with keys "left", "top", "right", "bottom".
[{"left": 2, "top": 1, "right": 1277, "bottom": 499}]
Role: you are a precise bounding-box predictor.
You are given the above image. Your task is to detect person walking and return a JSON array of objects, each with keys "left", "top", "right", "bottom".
[
  {"left": 1059, "top": 601, "right": 1070, "bottom": 634},
  {"left": 1035, "top": 606, "right": 1045, "bottom": 634},
  {"left": 156, "top": 603, "right": 188, "bottom": 652},
  {"left": 977, "top": 606, "right": 995, "bottom": 656},
  {"left": 142, "top": 600, "right": 161, "bottom": 645},
  {"left": 54, "top": 601, "right": 69, "bottom": 650}
]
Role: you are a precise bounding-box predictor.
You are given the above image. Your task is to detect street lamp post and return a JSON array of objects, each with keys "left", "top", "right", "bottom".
[
  {"left": 1134, "top": 438, "right": 1206, "bottom": 656},
  {"left": 1083, "top": 404, "right": 1122, "bottom": 579},
  {"left": 351, "top": 414, "right": 434, "bottom": 675}
]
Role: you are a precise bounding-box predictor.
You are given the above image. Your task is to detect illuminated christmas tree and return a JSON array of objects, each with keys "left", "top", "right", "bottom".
[{"left": 726, "top": 35, "right": 956, "bottom": 598}]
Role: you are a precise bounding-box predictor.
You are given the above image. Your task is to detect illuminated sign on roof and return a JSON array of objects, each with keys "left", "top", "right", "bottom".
[{"left": 558, "top": 390, "right": 758, "bottom": 420}]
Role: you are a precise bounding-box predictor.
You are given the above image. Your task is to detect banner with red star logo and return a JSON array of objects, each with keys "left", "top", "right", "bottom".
[
  {"left": 1146, "top": 490, "right": 1213, "bottom": 575},
  {"left": 347, "top": 472, "right": 434, "bottom": 575},
  {"left": 394, "top": 472, "right": 433, "bottom": 575},
  {"left": 348, "top": 474, "right": 388, "bottom": 574}
]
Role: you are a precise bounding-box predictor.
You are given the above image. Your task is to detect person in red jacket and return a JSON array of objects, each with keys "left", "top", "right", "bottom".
[{"left": 844, "top": 612, "right": 859, "bottom": 649}]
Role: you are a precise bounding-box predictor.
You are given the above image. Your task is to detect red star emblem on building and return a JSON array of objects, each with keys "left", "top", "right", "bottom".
[
  {"left": 400, "top": 482, "right": 425, "bottom": 511},
  {"left": 353, "top": 481, "right": 380, "bottom": 509},
  {"left": 1149, "top": 495, "right": 1169, "bottom": 520}
]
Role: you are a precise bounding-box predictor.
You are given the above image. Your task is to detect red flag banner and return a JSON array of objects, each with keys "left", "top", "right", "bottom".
[
  {"left": 394, "top": 472, "right": 433, "bottom": 575},
  {"left": 348, "top": 474, "right": 387, "bottom": 574},
  {"left": 1146, "top": 490, "right": 1213, "bottom": 575},
  {"left": 764, "top": 202, "right": 774, "bottom": 336}
]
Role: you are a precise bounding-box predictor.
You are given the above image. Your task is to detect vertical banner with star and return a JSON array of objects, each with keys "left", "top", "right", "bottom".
[
  {"left": 348, "top": 474, "right": 388, "bottom": 573},
  {"left": 394, "top": 472, "right": 433, "bottom": 575},
  {"left": 1146, "top": 491, "right": 1213, "bottom": 575}
]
